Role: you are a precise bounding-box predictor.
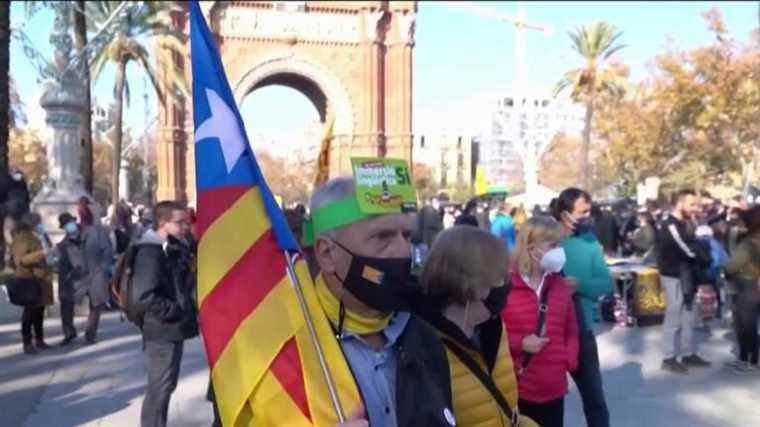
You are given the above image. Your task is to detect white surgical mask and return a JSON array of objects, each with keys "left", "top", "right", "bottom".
[{"left": 540, "top": 247, "right": 566, "bottom": 274}]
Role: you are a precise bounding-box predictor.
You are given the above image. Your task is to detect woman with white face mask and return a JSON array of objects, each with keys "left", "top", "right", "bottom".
[
  {"left": 501, "top": 216, "right": 579, "bottom": 427},
  {"left": 418, "top": 226, "right": 538, "bottom": 427}
]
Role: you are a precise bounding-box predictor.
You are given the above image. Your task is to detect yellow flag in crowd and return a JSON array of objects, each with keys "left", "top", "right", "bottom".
[
  {"left": 475, "top": 164, "right": 489, "bottom": 196},
  {"left": 313, "top": 116, "right": 335, "bottom": 188}
]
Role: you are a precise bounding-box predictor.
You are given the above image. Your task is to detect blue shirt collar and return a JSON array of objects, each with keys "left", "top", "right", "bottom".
[{"left": 338, "top": 311, "right": 411, "bottom": 349}]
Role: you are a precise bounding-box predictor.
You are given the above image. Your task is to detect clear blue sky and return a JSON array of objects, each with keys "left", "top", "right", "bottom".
[{"left": 10, "top": 1, "right": 758, "bottom": 153}]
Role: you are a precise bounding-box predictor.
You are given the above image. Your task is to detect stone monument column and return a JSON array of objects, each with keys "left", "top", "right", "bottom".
[
  {"left": 31, "top": 2, "right": 97, "bottom": 239},
  {"left": 154, "top": 7, "right": 188, "bottom": 203},
  {"left": 384, "top": 4, "right": 415, "bottom": 164}
]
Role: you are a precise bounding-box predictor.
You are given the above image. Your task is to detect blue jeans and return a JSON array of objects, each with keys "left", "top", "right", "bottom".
[{"left": 570, "top": 296, "right": 610, "bottom": 427}]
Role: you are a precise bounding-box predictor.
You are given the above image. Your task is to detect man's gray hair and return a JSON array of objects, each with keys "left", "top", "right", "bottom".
[{"left": 310, "top": 176, "right": 356, "bottom": 238}]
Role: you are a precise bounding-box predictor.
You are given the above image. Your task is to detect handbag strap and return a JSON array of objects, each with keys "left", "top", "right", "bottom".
[
  {"left": 442, "top": 338, "right": 520, "bottom": 426},
  {"left": 518, "top": 278, "right": 551, "bottom": 376}
]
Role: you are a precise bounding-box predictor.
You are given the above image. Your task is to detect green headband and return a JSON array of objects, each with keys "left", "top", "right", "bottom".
[{"left": 301, "top": 196, "right": 371, "bottom": 247}]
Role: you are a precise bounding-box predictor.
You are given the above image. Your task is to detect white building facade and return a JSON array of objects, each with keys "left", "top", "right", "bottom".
[
  {"left": 412, "top": 131, "right": 474, "bottom": 192},
  {"left": 479, "top": 89, "right": 585, "bottom": 193}
]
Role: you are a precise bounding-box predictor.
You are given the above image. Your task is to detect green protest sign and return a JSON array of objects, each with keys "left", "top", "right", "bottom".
[{"left": 351, "top": 157, "right": 418, "bottom": 214}]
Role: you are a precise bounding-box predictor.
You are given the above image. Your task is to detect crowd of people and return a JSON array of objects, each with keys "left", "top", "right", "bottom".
[
  {"left": 409, "top": 189, "right": 760, "bottom": 378},
  {"left": 289, "top": 180, "right": 757, "bottom": 427},
  {"left": 2, "top": 167, "right": 759, "bottom": 427},
  {"left": 1, "top": 171, "right": 200, "bottom": 427}
]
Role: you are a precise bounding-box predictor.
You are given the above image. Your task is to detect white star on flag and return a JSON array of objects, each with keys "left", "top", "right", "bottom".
[{"left": 194, "top": 88, "right": 246, "bottom": 174}]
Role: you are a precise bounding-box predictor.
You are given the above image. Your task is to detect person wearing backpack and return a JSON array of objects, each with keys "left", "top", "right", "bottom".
[
  {"left": 655, "top": 189, "right": 713, "bottom": 374},
  {"left": 131, "top": 201, "right": 198, "bottom": 427}
]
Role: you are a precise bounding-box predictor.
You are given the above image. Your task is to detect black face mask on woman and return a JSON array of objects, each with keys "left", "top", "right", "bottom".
[
  {"left": 484, "top": 283, "right": 509, "bottom": 318},
  {"left": 573, "top": 216, "right": 596, "bottom": 236},
  {"left": 331, "top": 240, "right": 413, "bottom": 312}
]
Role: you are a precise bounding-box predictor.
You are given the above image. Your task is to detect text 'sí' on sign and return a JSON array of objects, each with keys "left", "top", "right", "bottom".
[{"left": 351, "top": 158, "right": 418, "bottom": 215}]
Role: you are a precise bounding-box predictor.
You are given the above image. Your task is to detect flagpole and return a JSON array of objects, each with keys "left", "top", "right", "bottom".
[{"left": 283, "top": 251, "right": 347, "bottom": 423}]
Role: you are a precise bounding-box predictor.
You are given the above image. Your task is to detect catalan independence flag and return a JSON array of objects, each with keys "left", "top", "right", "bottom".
[{"left": 190, "top": 3, "right": 360, "bottom": 426}]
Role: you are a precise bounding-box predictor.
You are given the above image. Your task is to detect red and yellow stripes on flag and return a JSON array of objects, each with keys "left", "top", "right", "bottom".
[
  {"left": 313, "top": 116, "right": 335, "bottom": 188},
  {"left": 197, "top": 186, "right": 361, "bottom": 426},
  {"left": 243, "top": 262, "right": 362, "bottom": 426}
]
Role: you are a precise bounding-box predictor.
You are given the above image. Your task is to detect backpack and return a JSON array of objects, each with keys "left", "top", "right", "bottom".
[
  {"left": 693, "top": 239, "right": 713, "bottom": 270},
  {"left": 110, "top": 244, "right": 140, "bottom": 325}
]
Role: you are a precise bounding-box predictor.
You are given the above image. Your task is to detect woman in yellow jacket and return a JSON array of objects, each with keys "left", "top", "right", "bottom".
[
  {"left": 417, "top": 226, "right": 538, "bottom": 427},
  {"left": 11, "top": 213, "right": 54, "bottom": 354}
]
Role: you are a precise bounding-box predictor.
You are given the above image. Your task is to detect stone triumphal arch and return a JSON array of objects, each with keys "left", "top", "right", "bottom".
[{"left": 155, "top": 1, "right": 417, "bottom": 203}]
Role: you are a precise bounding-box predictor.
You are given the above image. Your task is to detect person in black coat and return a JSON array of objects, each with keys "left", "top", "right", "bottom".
[
  {"left": 455, "top": 199, "right": 480, "bottom": 227},
  {"left": 656, "top": 189, "right": 712, "bottom": 374},
  {"left": 131, "top": 201, "right": 198, "bottom": 427},
  {"left": 6, "top": 169, "right": 30, "bottom": 221},
  {"left": 592, "top": 204, "right": 620, "bottom": 256}
]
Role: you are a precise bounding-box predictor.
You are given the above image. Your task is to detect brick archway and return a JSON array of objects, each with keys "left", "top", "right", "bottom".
[
  {"left": 155, "top": 1, "right": 417, "bottom": 203},
  {"left": 232, "top": 54, "right": 356, "bottom": 136}
]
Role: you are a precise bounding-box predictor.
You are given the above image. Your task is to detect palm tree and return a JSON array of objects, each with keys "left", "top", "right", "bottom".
[
  {"left": 554, "top": 21, "right": 628, "bottom": 190},
  {"left": 88, "top": 1, "right": 187, "bottom": 208},
  {"left": 72, "top": 0, "right": 93, "bottom": 194}
]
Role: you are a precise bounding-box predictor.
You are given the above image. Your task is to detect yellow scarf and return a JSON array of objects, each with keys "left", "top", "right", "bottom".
[{"left": 315, "top": 274, "right": 392, "bottom": 335}]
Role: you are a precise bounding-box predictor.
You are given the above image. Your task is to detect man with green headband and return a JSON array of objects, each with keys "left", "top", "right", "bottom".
[{"left": 310, "top": 176, "right": 455, "bottom": 427}]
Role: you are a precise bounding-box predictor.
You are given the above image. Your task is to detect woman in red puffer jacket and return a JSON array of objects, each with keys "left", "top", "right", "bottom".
[{"left": 501, "top": 216, "right": 579, "bottom": 427}]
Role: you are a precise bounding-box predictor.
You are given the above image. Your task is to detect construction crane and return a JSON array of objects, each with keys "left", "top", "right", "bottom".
[{"left": 438, "top": 2, "right": 552, "bottom": 91}]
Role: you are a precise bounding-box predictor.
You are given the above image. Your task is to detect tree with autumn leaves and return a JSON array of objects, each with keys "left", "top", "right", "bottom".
[{"left": 558, "top": 9, "right": 759, "bottom": 197}]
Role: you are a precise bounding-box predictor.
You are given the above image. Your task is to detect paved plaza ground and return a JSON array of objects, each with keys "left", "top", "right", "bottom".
[{"left": 1, "top": 311, "right": 758, "bottom": 427}]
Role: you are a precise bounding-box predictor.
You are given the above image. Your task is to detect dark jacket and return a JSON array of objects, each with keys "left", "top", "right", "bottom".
[
  {"left": 392, "top": 314, "right": 455, "bottom": 426},
  {"left": 81, "top": 224, "right": 114, "bottom": 307},
  {"left": 56, "top": 235, "right": 90, "bottom": 303},
  {"left": 416, "top": 309, "right": 535, "bottom": 426},
  {"left": 656, "top": 214, "right": 712, "bottom": 305},
  {"left": 594, "top": 211, "right": 620, "bottom": 255},
  {"left": 656, "top": 214, "right": 700, "bottom": 278},
  {"left": 412, "top": 205, "right": 443, "bottom": 247},
  {"left": 5, "top": 176, "right": 30, "bottom": 220},
  {"left": 455, "top": 213, "right": 479, "bottom": 227},
  {"left": 131, "top": 230, "right": 198, "bottom": 342},
  {"left": 725, "top": 230, "right": 760, "bottom": 287}
]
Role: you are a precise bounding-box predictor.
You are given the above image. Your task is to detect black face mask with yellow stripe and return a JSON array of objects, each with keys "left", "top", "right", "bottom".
[{"left": 331, "top": 240, "right": 413, "bottom": 314}]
